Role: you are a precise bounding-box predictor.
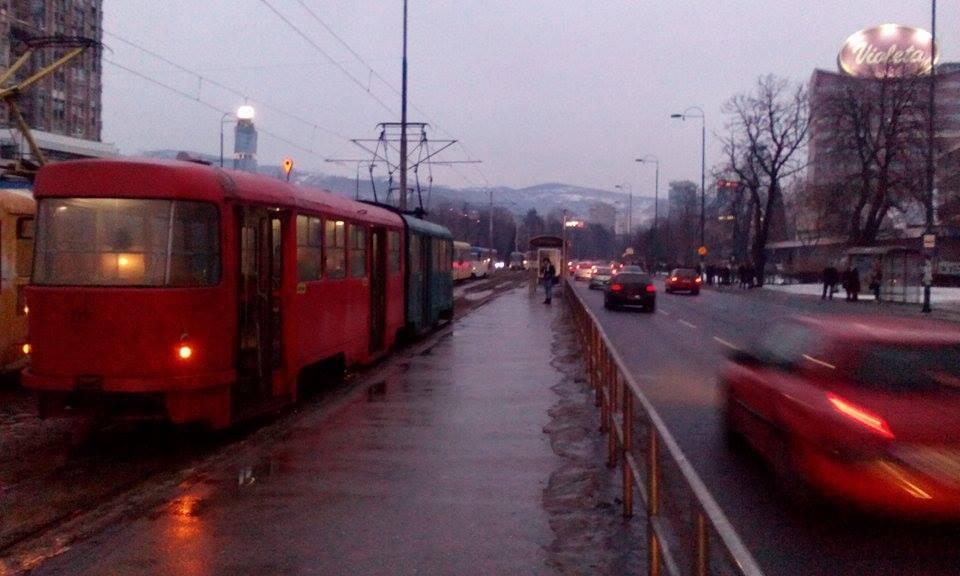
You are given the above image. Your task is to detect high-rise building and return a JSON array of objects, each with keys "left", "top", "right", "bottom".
[
  {"left": 588, "top": 202, "right": 615, "bottom": 231},
  {"left": 233, "top": 107, "right": 258, "bottom": 173},
  {"left": 0, "top": 0, "right": 110, "bottom": 160},
  {"left": 807, "top": 25, "right": 960, "bottom": 229}
]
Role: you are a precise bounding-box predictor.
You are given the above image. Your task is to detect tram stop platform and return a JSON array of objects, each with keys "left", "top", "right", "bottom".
[{"left": 31, "top": 286, "right": 637, "bottom": 575}]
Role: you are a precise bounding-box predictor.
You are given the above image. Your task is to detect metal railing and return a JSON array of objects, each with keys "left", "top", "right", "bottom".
[{"left": 565, "top": 279, "right": 764, "bottom": 576}]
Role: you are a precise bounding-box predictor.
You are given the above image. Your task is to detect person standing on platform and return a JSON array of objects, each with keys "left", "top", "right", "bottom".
[{"left": 541, "top": 258, "right": 557, "bottom": 305}]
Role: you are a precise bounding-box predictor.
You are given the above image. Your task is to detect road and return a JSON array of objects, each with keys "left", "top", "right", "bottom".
[{"left": 569, "top": 279, "right": 960, "bottom": 576}]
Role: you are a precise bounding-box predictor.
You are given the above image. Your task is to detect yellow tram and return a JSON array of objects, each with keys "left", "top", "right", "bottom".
[{"left": 1, "top": 186, "right": 34, "bottom": 373}]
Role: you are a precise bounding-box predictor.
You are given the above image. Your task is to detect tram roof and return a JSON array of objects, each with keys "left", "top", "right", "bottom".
[
  {"left": 401, "top": 213, "right": 453, "bottom": 240},
  {"left": 33, "top": 158, "right": 404, "bottom": 227},
  {"left": 0, "top": 187, "right": 35, "bottom": 214}
]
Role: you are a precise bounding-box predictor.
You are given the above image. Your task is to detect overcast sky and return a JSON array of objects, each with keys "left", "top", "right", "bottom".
[{"left": 102, "top": 1, "right": 957, "bottom": 199}]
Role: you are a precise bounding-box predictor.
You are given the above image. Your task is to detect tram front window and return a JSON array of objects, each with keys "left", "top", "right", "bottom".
[{"left": 33, "top": 198, "right": 220, "bottom": 287}]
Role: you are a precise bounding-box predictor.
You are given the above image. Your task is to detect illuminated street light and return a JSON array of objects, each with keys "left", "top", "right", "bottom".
[{"left": 671, "top": 106, "right": 707, "bottom": 268}]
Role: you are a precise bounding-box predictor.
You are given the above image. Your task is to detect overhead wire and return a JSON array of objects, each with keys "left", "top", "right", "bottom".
[
  {"left": 292, "top": 1, "right": 491, "bottom": 186},
  {"left": 257, "top": 0, "right": 397, "bottom": 116},
  {"left": 102, "top": 30, "right": 352, "bottom": 142},
  {"left": 104, "top": 58, "right": 316, "bottom": 156}
]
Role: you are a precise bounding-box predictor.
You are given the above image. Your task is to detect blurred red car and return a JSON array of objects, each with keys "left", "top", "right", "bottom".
[
  {"left": 720, "top": 315, "right": 960, "bottom": 518},
  {"left": 665, "top": 267, "right": 702, "bottom": 295}
]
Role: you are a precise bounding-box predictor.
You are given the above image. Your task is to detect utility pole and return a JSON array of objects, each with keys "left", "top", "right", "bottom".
[
  {"left": 489, "top": 188, "right": 495, "bottom": 271},
  {"left": 398, "top": 0, "right": 409, "bottom": 210}
]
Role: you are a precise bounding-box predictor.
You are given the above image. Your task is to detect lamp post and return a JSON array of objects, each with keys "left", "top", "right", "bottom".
[
  {"left": 219, "top": 112, "right": 233, "bottom": 168},
  {"left": 635, "top": 156, "right": 659, "bottom": 232},
  {"left": 671, "top": 106, "right": 706, "bottom": 269},
  {"left": 614, "top": 182, "right": 632, "bottom": 236}
]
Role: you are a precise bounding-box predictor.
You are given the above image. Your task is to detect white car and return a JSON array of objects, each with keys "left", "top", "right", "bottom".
[
  {"left": 574, "top": 262, "right": 594, "bottom": 281},
  {"left": 589, "top": 266, "right": 613, "bottom": 289}
]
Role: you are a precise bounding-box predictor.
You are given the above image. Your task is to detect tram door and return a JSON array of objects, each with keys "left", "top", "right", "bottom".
[
  {"left": 236, "top": 206, "right": 284, "bottom": 406},
  {"left": 369, "top": 227, "right": 387, "bottom": 352}
]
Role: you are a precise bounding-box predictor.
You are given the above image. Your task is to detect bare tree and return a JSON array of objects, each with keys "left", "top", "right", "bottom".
[
  {"left": 721, "top": 75, "right": 810, "bottom": 285},
  {"left": 816, "top": 71, "right": 928, "bottom": 244}
]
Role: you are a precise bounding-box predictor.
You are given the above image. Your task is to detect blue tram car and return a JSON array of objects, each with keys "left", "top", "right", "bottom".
[{"left": 401, "top": 214, "right": 453, "bottom": 335}]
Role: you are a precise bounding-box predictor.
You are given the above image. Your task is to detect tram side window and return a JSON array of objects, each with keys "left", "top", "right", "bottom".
[
  {"left": 388, "top": 230, "right": 400, "bottom": 274},
  {"left": 15, "top": 217, "right": 34, "bottom": 278},
  {"left": 324, "top": 219, "right": 345, "bottom": 279},
  {"left": 296, "top": 214, "right": 322, "bottom": 281},
  {"left": 349, "top": 224, "right": 366, "bottom": 278}
]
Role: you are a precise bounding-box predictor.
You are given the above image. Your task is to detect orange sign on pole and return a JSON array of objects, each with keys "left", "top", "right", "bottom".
[
  {"left": 698, "top": 245, "right": 708, "bottom": 256},
  {"left": 282, "top": 157, "right": 294, "bottom": 182}
]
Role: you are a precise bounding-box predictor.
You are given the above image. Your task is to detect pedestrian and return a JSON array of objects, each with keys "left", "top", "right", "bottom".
[
  {"left": 737, "top": 264, "right": 747, "bottom": 289},
  {"left": 540, "top": 258, "right": 557, "bottom": 304},
  {"left": 844, "top": 267, "right": 860, "bottom": 302},
  {"left": 822, "top": 265, "right": 839, "bottom": 300},
  {"left": 869, "top": 264, "right": 882, "bottom": 302}
]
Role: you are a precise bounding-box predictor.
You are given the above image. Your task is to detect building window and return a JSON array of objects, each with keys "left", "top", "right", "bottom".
[
  {"left": 296, "top": 214, "right": 321, "bottom": 281},
  {"left": 349, "top": 224, "right": 366, "bottom": 278},
  {"left": 324, "top": 219, "right": 345, "bottom": 278}
]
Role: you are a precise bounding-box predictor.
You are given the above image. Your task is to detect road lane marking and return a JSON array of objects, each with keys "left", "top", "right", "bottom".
[
  {"left": 712, "top": 336, "right": 740, "bottom": 350},
  {"left": 658, "top": 310, "right": 671, "bottom": 316},
  {"left": 678, "top": 319, "right": 697, "bottom": 329}
]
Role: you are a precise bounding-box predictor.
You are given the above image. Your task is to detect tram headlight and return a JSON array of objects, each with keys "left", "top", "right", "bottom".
[
  {"left": 177, "top": 334, "right": 193, "bottom": 361},
  {"left": 22, "top": 343, "right": 31, "bottom": 356}
]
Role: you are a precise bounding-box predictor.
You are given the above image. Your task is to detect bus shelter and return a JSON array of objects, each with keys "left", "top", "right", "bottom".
[
  {"left": 528, "top": 235, "right": 564, "bottom": 295},
  {"left": 845, "top": 246, "right": 924, "bottom": 303}
]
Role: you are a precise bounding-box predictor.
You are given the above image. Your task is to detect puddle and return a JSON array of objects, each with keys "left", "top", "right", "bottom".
[{"left": 237, "top": 457, "right": 276, "bottom": 487}]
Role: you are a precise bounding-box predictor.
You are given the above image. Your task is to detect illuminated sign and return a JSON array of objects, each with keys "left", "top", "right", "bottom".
[{"left": 838, "top": 24, "right": 937, "bottom": 78}]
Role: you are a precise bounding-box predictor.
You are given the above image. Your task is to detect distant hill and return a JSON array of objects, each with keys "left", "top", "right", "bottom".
[{"left": 140, "top": 149, "right": 655, "bottom": 224}]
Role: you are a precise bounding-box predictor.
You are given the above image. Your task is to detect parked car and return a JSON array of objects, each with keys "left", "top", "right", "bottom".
[
  {"left": 574, "top": 261, "right": 595, "bottom": 281},
  {"left": 665, "top": 267, "right": 702, "bottom": 295},
  {"left": 589, "top": 266, "right": 614, "bottom": 289},
  {"left": 603, "top": 271, "right": 656, "bottom": 312},
  {"left": 720, "top": 315, "right": 960, "bottom": 518}
]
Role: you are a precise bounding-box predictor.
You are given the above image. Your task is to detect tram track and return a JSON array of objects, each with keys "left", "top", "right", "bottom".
[{"left": 0, "top": 273, "right": 523, "bottom": 573}]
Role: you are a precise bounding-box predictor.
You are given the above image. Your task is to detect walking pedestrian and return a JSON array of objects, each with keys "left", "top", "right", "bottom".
[
  {"left": 822, "top": 265, "right": 839, "bottom": 300},
  {"left": 737, "top": 264, "right": 747, "bottom": 289},
  {"left": 869, "top": 264, "right": 882, "bottom": 302},
  {"left": 540, "top": 258, "right": 557, "bottom": 304},
  {"left": 844, "top": 267, "right": 860, "bottom": 302}
]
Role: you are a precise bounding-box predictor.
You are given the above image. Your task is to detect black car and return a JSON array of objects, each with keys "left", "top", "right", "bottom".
[{"left": 603, "top": 272, "right": 656, "bottom": 312}]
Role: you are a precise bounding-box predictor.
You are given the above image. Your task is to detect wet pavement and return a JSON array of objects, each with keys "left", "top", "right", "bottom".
[{"left": 22, "top": 287, "right": 636, "bottom": 575}]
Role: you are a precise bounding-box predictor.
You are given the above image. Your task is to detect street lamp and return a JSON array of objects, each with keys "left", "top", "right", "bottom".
[
  {"left": 635, "top": 156, "right": 659, "bottom": 232},
  {"left": 614, "top": 182, "right": 632, "bottom": 235},
  {"left": 671, "top": 106, "right": 706, "bottom": 268}
]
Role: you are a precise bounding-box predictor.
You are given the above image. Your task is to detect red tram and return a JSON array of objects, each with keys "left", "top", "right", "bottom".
[{"left": 23, "top": 159, "right": 407, "bottom": 428}]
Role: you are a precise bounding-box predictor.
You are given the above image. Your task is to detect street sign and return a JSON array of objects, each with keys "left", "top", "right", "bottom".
[
  {"left": 282, "top": 157, "right": 294, "bottom": 182},
  {"left": 698, "top": 245, "right": 708, "bottom": 256},
  {"left": 923, "top": 233, "right": 936, "bottom": 249}
]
